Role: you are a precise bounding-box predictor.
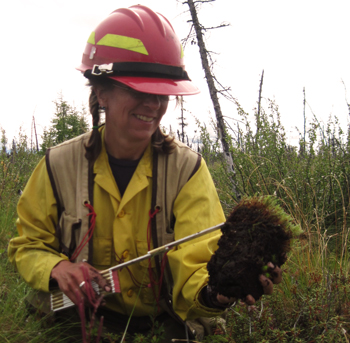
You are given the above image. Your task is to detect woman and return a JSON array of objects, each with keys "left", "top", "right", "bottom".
[{"left": 8, "top": 5, "right": 281, "bottom": 341}]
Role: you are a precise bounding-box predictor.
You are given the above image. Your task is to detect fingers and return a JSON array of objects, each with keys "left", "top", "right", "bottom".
[
  {"left": 244, "top": 295, "right": 256, "bottom": 306},
  {"left": 258, "top": 261, "right": 283, "bottom": 297},
  {"left": 75, "top": 264, "right": 111, "bottom": 306},
  {"left": 217, "top": 293, "right": 256, "bottom": 307},
  {"left": 216, "top": 293, "right": 235, "bottom": 305},
  {"left": 238, "top": 262, "right": 284, "bottom": 306},
  {"left": 88, "top": 267, "right": 111, "bottom": 293},
  {"left": 51, "top": 261, "right": 82, "bottom": 304},
  {"left": 266, "top": 262, "right": 283, "bottom": 284},
  {"left": 259, "top": 274, "right": 274, "bottom": 295},
  {"left": 51, "top": 260, "right": 110, "bottom": 306},
  {"left": 244, "top": 275, "right": 273, "bottom": 305}
]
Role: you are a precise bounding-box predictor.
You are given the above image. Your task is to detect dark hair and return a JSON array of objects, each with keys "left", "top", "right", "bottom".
[{"left": 84, "top": 78, "right": 175, "bottom": 163}]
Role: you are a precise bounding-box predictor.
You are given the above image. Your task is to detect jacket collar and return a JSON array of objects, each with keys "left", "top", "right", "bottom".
[{"left": 93, "top": 126, "right": 153, "bottom": 203}]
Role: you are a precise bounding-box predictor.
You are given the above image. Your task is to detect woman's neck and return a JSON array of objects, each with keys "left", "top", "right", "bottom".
[{"left": 104, "top": 131, "right": 149, "bottom": 160}]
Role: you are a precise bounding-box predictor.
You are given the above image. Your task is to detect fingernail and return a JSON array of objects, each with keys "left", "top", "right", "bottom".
[{"left": 259, "top": 275, "right": 269, "bottom": 286}]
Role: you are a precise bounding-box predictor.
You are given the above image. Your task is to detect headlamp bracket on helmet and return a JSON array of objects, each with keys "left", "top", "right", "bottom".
[
  {"left": 86, "top": 62, "right": 191, "bottom": 81},
  {"left": 91, "top": 63, "right": 114, "bottom": 76}
]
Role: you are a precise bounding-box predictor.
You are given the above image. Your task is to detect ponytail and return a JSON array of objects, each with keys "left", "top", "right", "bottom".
[{"left": 84, "top": 88, "right": 102, "bottom": 163}]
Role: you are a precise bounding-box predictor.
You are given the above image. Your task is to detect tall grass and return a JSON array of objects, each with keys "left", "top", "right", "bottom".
[
  {"left": 0, "top": 130, "right": 61, "bottom": 341},
  {"left": 199, "top": 99, "right": 350, "bottom": 342}
]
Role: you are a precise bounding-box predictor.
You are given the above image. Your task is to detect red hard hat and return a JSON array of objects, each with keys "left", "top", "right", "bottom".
[{"left": 77, "top": 5, "right": 199, "bottom": 96}]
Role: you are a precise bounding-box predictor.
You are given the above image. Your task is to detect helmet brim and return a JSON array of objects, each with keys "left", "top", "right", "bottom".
[{"left": 108, "top": 76, "right": 200, "bottom": 96}]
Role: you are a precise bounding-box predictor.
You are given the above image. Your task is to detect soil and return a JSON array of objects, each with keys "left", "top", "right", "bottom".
[{"left": 207, "top": 196, "right": 294, "bottom": 301}]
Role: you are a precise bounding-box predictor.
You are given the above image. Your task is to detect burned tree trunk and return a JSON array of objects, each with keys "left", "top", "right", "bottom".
[
  {"left": 178, "top": 97, "right": 187, "bottom": 143},
  {"left": 185, "top": 0, "right": 239, "bottom": 199}
]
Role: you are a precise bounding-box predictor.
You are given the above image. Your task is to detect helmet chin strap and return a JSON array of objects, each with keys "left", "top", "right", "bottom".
[{"left": 84, "top": 62, "right": 191, "bottom": 81}]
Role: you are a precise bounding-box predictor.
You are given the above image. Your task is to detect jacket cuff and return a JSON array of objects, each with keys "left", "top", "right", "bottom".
[{"left": 41, "top": 254, "right": 69, "bottom": 292}]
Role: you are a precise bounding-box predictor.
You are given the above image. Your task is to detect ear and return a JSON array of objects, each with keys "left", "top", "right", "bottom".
[{"left": 94, "top": 85, "right": 109, "bottom": 108}]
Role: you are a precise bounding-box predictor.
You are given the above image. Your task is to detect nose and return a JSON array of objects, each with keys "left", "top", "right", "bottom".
[{"left": 142, "top": 94, "right": 161, "bottom": 110}]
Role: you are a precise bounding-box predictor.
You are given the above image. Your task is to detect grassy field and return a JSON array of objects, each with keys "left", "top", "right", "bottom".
[{"left": 1, "top": 103, "right": 350, "bottom": 342}]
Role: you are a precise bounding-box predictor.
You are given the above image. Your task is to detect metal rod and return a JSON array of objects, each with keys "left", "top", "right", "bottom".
[{"left": 108, "top": 222, "right": 225, "bottom": 273}]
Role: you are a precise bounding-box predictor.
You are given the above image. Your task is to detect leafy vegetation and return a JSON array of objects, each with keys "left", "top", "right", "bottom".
[
  {"left": 0, "top": 94, "right": 89, "bottom": 341},
  {"left": 198, "top": 99, "right": 350, "bottom": 342},
  {"left": 41, "top": 93, "right": 89, "bottom": 152},
  {"left": 1, "top": 93, "right": 350, "bottom": 341}
]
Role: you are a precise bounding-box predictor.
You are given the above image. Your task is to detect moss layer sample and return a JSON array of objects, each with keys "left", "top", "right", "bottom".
[{"left": 207, "top": 195, "right": 301, "bottom": 301}]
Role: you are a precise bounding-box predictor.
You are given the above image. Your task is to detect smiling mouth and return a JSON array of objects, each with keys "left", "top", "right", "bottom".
[{"left": 135, "top": 114, "right": 154, "bottom": 122}]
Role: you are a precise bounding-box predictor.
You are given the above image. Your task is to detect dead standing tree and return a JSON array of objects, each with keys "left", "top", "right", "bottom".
[
  {"left": 184, "top": 0, "right": 240, "bottom": 199},
  {"left": 177, "top": 96, "right": 188, "bottom": 143}
]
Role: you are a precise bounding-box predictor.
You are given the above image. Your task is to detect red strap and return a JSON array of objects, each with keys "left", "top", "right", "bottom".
[
  {"left": 70, "top": 203, "right": 97, "bottom": 262},
  {"left": 157, "top": 251, "right": 168, "bottom": 300},
  {"left": 111, "top": 270, "right": 121, "bottom": 293}
]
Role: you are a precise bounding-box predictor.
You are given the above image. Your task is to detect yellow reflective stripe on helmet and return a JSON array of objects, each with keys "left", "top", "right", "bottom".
[
  {"left": 96, "top": 34, "right": 148, "bottom": 55},
  {"left": 87, "top": 32, "right": 96, "bottom": 45},
  {"left": 180, "top": 44, "right": 184, "bottom": 59}
]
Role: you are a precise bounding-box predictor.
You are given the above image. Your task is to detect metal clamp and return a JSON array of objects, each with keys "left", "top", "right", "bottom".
[{"left": 91, "top": 63, "right": 114, "bottom": 76}]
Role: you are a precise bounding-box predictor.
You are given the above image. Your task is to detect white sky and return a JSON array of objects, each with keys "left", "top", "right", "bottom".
[{"left": 1, "top": 0, "right": 349, "bottom": 148}]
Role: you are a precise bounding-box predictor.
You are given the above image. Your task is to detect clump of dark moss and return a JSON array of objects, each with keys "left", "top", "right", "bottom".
[{"left": 207, "top": 195, "right": 301, "bottom": 301}]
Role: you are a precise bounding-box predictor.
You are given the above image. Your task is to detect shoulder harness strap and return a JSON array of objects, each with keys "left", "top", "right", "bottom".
[
  {"left": 45, "top": 132, "right": 94, "bottom": 262},
  {"left": 151, "top": 141, "right": 202, "bottom": 315}
]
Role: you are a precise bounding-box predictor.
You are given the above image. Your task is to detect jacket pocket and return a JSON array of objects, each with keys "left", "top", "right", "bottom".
[
  {"left": 136, "top": 240, "right": 156, "bottom": 268},
  {"left": 58, "top": 212, "right": 81, "bottom": 257},
  {"left": 92, "top": 237, "right": 112, "bottom": 267},
  {"left": 163, "top": 232, "right": 175, "bottom": 245}
]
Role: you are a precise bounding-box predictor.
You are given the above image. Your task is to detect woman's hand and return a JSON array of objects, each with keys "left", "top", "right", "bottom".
[
  {"left": 216, "top": 262, "right": 283, "bottom": 306},
  {"left": 50, "top": 260, "right": 111, "bottom": 306}
]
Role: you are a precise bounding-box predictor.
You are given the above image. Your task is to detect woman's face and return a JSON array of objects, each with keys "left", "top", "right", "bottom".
[{"left": 96, "top": 83, "right": 169, "bottom": 146}]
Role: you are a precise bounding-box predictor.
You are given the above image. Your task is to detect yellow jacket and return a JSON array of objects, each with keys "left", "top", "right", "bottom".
[{"left": 8, "top": 130, "right": 226, "bottom": 320}]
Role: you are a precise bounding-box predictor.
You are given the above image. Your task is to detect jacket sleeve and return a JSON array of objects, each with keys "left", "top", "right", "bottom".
[
  {"left": 7, "top": 157, "right": 68, "bottom": 292},
  {"left": 167, "top": 158, "right": 227, "bottom": 320}
]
